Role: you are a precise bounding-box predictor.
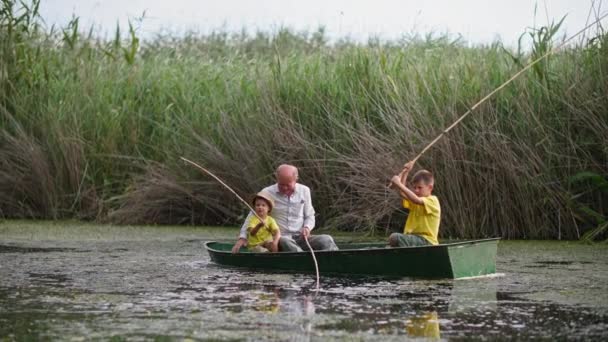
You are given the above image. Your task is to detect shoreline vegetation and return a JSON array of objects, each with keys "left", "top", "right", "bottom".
[{"left": 1, "top": 1, "right": 607, "bottom": 241}]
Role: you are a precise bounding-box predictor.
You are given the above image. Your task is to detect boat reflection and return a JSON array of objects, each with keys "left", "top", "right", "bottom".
[
  {"left": 224, "top": 274, "right": 497, "bottom": 340},
  {"left": 448, "top": 277, "right": 498, "bottom": 313}
]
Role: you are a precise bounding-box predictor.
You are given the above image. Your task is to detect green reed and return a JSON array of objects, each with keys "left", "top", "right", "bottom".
[{"left": 1, "top": 0, "right": 606, "bottom": 239}]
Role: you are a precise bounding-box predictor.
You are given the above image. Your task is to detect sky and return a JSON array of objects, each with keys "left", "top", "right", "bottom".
[{"left": 40, "top": 0, "right": 606, "bottom": 47}]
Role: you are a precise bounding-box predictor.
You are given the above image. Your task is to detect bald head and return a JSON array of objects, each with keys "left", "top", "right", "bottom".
[
  {"left": 276, "top": 164, "right": 298, "bottom": 179},
  {"left": 276, "top": 164, "right": 298, "bottom": 196}
]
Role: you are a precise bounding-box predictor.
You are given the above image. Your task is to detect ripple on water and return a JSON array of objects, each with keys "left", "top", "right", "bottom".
[{"left": 0, "top": 237, "right": 607, "bottom": 340}]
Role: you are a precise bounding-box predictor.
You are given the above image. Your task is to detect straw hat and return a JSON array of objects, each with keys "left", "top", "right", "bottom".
[{"left": 252, "top": 191, "right": 274, "bottom": 213}]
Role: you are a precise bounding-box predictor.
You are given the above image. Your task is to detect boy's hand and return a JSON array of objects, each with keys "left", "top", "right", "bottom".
[
  {"left": 391, "top": 175, "right": 402, "bottom": 186},
  {"left": 402, "top": 160, "right": 415, "bottom": 173},
  {"left": 250, "top": 222, "right": 264, "bottom": 236}
]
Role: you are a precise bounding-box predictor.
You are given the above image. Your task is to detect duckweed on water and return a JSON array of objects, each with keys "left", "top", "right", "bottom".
[{"left": 1, "top": 222, "right": 607, "bottom": 339}]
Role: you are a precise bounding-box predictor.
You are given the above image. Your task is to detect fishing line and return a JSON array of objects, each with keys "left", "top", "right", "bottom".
[{"left": 303, "top": 236, "right": 320, "bottom": 291}]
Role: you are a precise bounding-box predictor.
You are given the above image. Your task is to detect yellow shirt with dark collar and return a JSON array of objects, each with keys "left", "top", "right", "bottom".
[
  {"left": 403, "top": 195, "right": 441, "bottom": 245},
  {"left": 247, "top": 216, "right": 279, "bottom": 248}
]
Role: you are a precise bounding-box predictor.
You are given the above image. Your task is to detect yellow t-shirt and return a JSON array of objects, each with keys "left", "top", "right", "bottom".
[
  {"left": 247, "top": 216, "right": 279, "bottom": 248},
  {"left": 403, "top": 195, "right": 441, "bottom": 245}
]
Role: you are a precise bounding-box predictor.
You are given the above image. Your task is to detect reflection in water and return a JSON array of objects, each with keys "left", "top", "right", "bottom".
[
  {"left": 248, "top": 278, "right": 457, "bottom": 339},
  {"left": 253, "top": 289, "right": 281, "bottom": 313},
  {"left": 449, "top": 277, "right": 498, "bottom": 313},
  {"left": 284, "top": 294, "right": 316, "bottom": 341},
  {"left": 406, "top": 311, "right": 440, "bottom": 339},
  {"left": 249, "top": 286, "right": 316, "bottom": 340},
  {"left": 1, "top": 237, "right": 607, "bottom": 340}
]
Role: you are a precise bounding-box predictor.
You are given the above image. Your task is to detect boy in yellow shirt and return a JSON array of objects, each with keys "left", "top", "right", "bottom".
[
  {"left": 389, "top": 160, "right": 441, "bottom": 247},
  {"left": 246, "top": 191, "right": 281, "bottom": 253}
]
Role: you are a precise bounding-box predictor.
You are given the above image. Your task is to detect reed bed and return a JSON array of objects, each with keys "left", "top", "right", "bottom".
[{"left": 1, "top": 1, "right": 607, "bottom": 240}]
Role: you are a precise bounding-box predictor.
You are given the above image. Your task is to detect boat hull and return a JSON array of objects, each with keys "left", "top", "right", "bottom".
[{"left": 205, "top": 238, "right": 499, "bottom": 279}]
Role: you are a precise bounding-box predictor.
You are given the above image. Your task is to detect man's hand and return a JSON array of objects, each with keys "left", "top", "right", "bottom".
[
  {"left": 301, "top": 227, "right": 311, "bottom": 239},
  {"left": 231, "top": 238, "right": 247, "bottom": 254}
]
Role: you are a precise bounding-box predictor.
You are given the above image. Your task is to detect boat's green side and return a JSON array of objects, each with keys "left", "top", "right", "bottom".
[
  {"left": 448, "top": 239, "right": 498, "bottom": 278},
  {"left": 205, "top": 239, "right": 499, "bottom": 279}
]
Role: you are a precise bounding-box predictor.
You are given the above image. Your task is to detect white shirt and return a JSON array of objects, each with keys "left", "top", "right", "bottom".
[{"left": 239, "top": 183, "right": 316, "bottom": 239}]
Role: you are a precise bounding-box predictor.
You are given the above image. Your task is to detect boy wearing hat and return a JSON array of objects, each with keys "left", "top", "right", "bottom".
[{"left": 246, "top": 191, "right": 282, "bottom": 253}]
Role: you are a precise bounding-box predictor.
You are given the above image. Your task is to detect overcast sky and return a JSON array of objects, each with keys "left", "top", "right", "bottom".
[{"left": 40, "top": 0, "right": 605, "bottom": 46}]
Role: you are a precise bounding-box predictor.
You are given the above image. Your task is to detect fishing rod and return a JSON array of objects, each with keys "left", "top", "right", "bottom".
[
  {"left": 406, "top": 12, "right": 608, "bottom": 166},
  {"left": 180, "top": 157, "right": 321, "bottom": 291}
]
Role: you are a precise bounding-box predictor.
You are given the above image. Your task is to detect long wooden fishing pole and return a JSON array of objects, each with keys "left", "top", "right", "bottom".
[
  {"left": 180, "top": 157, "right": 321, "bottom": 290},
  {"left": 406, "top": 13, "right": 608, "bottom": 166},
  {"left": 181, "top": 157, "right": 262, "bottom": 221}
]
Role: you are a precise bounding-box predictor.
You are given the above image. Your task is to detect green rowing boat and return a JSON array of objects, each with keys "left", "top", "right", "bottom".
[{"left": 205, "top": 238, "right": 499, "bottom": 279}]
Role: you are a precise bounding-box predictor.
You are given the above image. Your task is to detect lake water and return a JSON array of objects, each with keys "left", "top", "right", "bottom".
[{"left": 1, "top": 221, "right": 607, "bottom": 340}]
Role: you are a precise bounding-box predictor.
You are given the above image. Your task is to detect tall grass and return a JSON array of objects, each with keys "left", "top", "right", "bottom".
[{"left": 1, "top": 0, "right": 607, "bottom": 239}]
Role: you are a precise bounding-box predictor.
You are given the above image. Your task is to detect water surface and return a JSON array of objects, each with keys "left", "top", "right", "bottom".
[{"left": 1, "top": 221, "right": 607, "bottom": 340}]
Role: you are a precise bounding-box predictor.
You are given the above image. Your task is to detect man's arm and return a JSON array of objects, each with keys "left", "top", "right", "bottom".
[
  {"left": 301, "top": 186, "right": 315, "bottom": 238},
  {"left": 231, "top": 212, "right": 253, "bottom": 253},
  {"left": 231, "top": 238, "right": 247, "bottom": 254},
  {"left": 238, "top": 211, "right": 252, "bottom": 239}
]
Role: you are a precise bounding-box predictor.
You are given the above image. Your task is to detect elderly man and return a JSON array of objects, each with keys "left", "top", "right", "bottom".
[{"left": 231, "top": 164, "right": 338, "bottom": 253}]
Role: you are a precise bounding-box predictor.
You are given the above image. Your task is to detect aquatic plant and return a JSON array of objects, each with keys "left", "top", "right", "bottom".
[
  {"left": 0, "top": 0, "right": 607, "bottom": 240},
  {"left": 569, "top": 172, "right": 608, "bottom": 242}
]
